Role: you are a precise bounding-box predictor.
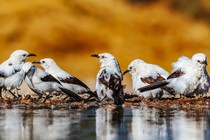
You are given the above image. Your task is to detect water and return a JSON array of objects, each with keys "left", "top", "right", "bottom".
[{"left": 0, "top": 107, "right": 209, "bottom": 140}]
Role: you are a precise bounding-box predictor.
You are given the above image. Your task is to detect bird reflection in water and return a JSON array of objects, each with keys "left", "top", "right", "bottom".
[
  {"left": 205, "top": 111, "right": 210, "bottom": 140},
  {"left": 96, "top": 106, "right": 129, "bottom": 140}
]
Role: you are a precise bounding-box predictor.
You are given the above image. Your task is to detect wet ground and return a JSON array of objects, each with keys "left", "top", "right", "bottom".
[{"left": 0, "top": 97, "right": 209, "bottom": 140}]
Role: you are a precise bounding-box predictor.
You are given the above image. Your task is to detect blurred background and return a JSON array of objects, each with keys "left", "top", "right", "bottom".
[{"left": 0, "top": 0, "right": 210, "bottom": 91}]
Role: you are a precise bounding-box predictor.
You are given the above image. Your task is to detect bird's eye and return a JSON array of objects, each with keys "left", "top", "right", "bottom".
[
  {"left": 101, "top": 56, "right": 105, "bottom": 59},
  {"left": 197, "top": 60, "right": 201, "bottom": 63},
  {"left": 42, "top": 61, "right": 45, "bottom": 63},
  {"left": 23, "top": 54, "right": 26, "bottom": 57},
  {"left": 129, "top": 66, "right": 132, "bottom": 70}
]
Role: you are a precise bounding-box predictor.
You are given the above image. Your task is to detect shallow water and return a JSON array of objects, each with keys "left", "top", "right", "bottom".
[{"left": 0, "top": 107, "right": 209, "bottom": 140}]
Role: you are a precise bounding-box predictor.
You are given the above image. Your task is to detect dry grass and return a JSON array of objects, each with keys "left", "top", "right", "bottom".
[{"left": 0, "top": 0, "right": 210, "bottom": 89}]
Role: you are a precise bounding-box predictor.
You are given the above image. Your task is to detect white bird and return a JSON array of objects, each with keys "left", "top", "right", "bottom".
[
  {"left": 91, "top": 53, "right": 124, "bottom": 105},
  {"left": 0, "top": 50, "right": 36, "bottom": 97},
  {"left": 139, "top": 53, "right": 210, "bottom": 97},
  {"left": 32, "top": 58, "right": 97, "bottom": 99},
  {"left": 22, "top": 62, "right": 84, "bottom": 102},
  {"left": 123, "top": 59, "right": 169, "bottom": 99}
]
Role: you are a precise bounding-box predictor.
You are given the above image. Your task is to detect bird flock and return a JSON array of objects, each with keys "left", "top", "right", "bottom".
[{"left": 0, "top": 50, "right": 209, "bottom": 106}]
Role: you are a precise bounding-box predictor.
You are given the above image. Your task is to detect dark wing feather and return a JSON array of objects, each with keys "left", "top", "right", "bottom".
[
  {"left": 141, "top": 74, "right": 166, "bottom": 84},
  {"left": 140, "top": 74, "right": 176, "bottom": 95},
  {"left": 141, "top": 77, "right": 156, "bottom": 84},
  {"left": 0, "top": 71, "right": 6, "bottom": 78},
  {"left": 99, "top": 70, "right": 124, "bottom": 105},
  {"left": 59, "top": 76, "right": 89, "bottom": 89},
  {"left": 99, "top": 70, "right": 109, "bottom": 87},
  {"left": 139, "top": 74, "right": 176, "bottom": 94},
  {"left": 59, "top": 87, "right": 84, "bottom": 102},
  {"left": 99, "top": 70, "right": 122, "bottom": 92},
  {"left": 167, "top": 69, "right": 185, "bottom": 79},
  {"left": 139, "top": 81, "right": 169, "bottom": 92},
  {"left": 41, "top": 74, "right": 61, "bottom": 85}
]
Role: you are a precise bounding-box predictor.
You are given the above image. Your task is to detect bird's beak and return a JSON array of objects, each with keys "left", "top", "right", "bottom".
[
  {"left": 122, "top": 69, "right": 131, "bottom": 75},
  {"left": 28, "top": 53, "right": 36, "bottom": 57},
  {"left": 32, "top": 60, "right": 41, "bottom": 64},
  {"left": 91, "top": 54, "right": 99, "bottom": 58}
]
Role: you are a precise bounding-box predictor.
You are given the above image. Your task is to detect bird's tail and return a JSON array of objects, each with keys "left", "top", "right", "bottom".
[
  {"left": 87, "top": 91, "right": 99, "bottom": 100},
  {"left": 59, "top": 87, "right": 84, "bottom": 102},
  {"left": 138, "top": 81, "right": 169, "bottom": 92},
  {"left": 113, "top": 93, "right": 125, "bottom": 105},
  {"left": 113, "top": 86, "right": 125, "bottom": 105}
]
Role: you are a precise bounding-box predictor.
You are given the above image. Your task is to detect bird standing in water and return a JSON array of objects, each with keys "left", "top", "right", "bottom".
[
  {"left": 123, "top": 59, "right": 169, "bottom": 99},
  {"left": 33, "top": 58, "right": 98, "bottom": 100},
  {"left": 139, "top": 53, "right": 210, "bottom": 97},
  {"left": 91, "top": 53, "right": 124, "bottom": 105},
  {"left": 0, "top": 50, "right": 36, "bottom": 97},
  {"left": 22, "top": 62, "right": 84, "bottom": 102}
]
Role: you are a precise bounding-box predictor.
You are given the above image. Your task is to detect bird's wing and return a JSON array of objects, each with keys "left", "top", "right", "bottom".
[
  {"left": 99, "top": 69, "right": 124, "bottom": 105},
  {"left": 58, "top": 76, "right": 89, "bottom": 89},
  {"left": 167, "top": 69, "right": 185, "bottom": 79},
  {"left": 139, "top": 80, "right": 169, "bottom": 92},
  {"left": 41, "top": 74, "right": 61, "bottom": 85},
  {"left": 25, "top": 66, "right": 36, "bottom": 88},
  {"left": 140, "top": 74, "right": 176, "bottom": 94},
  {"left": 141, "top": 74, "right": 166, "bottom": 84},
  {"left": 0, "top": 66, "right": 20, "bottom": 78},
  {"left": 154, "top": 65, "right": 169, "bottom": 78},
  {"left": 99, "top": 69, "right": 122, "bottom": 92},
  {"left": 4, "top": 70, "right": 25, "bottom": 90}
]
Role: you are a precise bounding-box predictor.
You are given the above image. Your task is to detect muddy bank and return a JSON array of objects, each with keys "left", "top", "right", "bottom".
[{"left": 0, "top": 95, "right": 209, "bottom": 110}]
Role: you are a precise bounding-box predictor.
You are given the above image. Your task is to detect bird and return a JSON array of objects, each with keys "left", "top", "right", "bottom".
[
  {"left": 0, "top": 50, "right": 36, "bottom": 97},
  {"left": 139, "top": 53, "right": 210, "bottom": 97},
  {"left": 22, "top": 62, "right": 84, "bottom": 102},
  {"left": 32, "top": 58, "right": 98, "bottom": 100},
  {"left": 91, "top": 53, "right": 124, "bottom": 105},
  {"left": 123, "top": 59, "right": 169, "bottom": 99}
]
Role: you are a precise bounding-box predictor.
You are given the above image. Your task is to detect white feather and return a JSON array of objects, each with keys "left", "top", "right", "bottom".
[
  {"left": 168, "top": 53, "right": 209, "bottom": 95},
  {"left": 126, "top": 59, "right": 169, "bottom": 98},
  {"left": 37, "top": 58, "right": 92, "bottom": 94},
  {"left": 94, "top": 53, "right": 123, "bottom": 101}
]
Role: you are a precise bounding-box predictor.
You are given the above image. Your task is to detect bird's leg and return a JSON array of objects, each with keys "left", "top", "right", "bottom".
[
  {"left": 8, "top": 90, "right": 18, "bottom": 98},
  {"left": 15, "top": 88, "right": 22, "bottom": 98},
  {"left": 34, "top": 92, "right": 43, "bottom": 103},
  {"left": 43, "top": 94, "right": 51, "bottom": 103},
  {"left": 177, "top": 94, "right": 182, "bottom": 99}
]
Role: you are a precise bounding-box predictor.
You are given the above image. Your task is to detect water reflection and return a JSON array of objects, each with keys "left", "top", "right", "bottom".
[
  {"left": 96, "top": 107, "right": 129, "bottom": 140},
  {"left": 131, "top": 108, "right": 208, "bottom": 140},
  {"left": 0, "top": 107, "right": 208, "bottom": 140},
  {"left": 205, "top": 112, "right": 210, "bottom": 140},
  {"left": 0, "top": 109, "right": 95, "bottom": 140}
]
